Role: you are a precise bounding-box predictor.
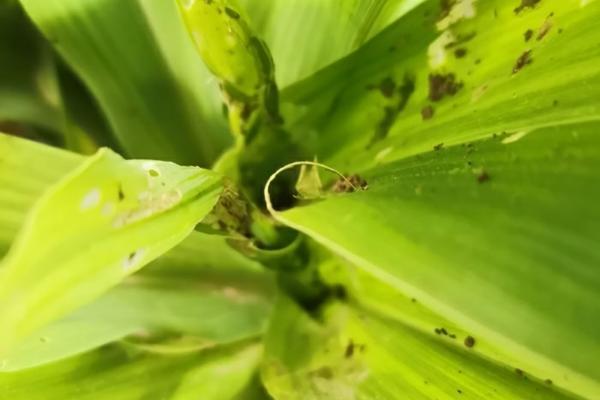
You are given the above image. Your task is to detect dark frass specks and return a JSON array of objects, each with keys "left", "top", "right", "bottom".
[
  {"left": 454, "top": 48, "right": 467, "bottom": 58},
  {"left": 345, "top": 340, "right": 366, "bottom": 358},
  {"left": 345, "top": 341, "right": 355, "bottom": 358},
  {"left": 117, "top": 184, "right": 125, "bottom": 201}
]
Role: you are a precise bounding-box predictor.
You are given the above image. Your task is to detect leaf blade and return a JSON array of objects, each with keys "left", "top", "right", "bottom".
[{"left": 269, "top": 121, "right": 600, "bottom": 398}]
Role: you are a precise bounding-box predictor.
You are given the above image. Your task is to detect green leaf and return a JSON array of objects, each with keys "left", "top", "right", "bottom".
[
  {"left": 1, "top": 231, "right": 274, "bottom": 371},
  {"left": 0, "top": 138, "right": 222, "bottom": 353},
  {"left": 0, "top": 340, "right": 263, "bottom": 400},
  {"left": 0, "top": 134, "right": 83, "bottom": 255},
  {"left": 267, "top": 121, "right": 600, "bottom": 399},
  {"left": 237, "top": 0, "right": 427, "bottom": 88},
  {"left": 262, "top": 297, "right": 578, "bottom": 399},
  {"left": 282, "top": 0, "right": 600, "bottom": 169},
  {"left": 20, "top": 0, "right": 231, "bottom": 166},
  {"left": 170, "top": 342, "right": 263, "bottom": 400},
  {"left": 0, "top": 2, "right": 61, "bottom": 135}
]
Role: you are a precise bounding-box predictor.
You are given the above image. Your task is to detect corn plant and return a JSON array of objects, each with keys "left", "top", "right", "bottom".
[{"left": 0, "top": 0, "right": 599, "bottom": 399}]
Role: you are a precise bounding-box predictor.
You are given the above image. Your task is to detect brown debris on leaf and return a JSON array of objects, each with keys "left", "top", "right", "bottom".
[
  {"left": 428, "top": 73, "right": 463, "bottom": 101},
  {"left": 512, "top": 50, "right": 532, "bottom": 74},
  {"left": 464, "top": 335, "right": 476, "bottom": 348},
  {"left": 477, "top": 170, "right": 490, "bottom": 183},
  {"left": 524, "top": 29, "right": 534, "bottom": 42},
  {"left": 514, "top": 0, "right": 541, "bottom": 14},
  {"left": 421, "top": 105, "right": 435, "bottom": 120},
  {"left": 332, "top": 174, "right": 369, "bottom": 193}
]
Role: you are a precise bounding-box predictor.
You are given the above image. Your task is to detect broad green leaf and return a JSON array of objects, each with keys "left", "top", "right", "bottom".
[
  {"left": 0, "top": 1, "right": 61, "bottom": 135},
  {"left": 262, "top": 297, "right": 574, "bottom": 400},
  {"left": 54, "top": 59, "right": 118, "bottom": 154},
  {"left": 0, "top": 140, "right": 222, "bottom": 353},
  {"left": 20, "top": 0, "right": 230, "bottom": 166},
  {"left": 281, "top": 0, "right": 600, "bottom": 169},
  {"left": 237, "top": 0, "right": 427, "bottom": 88},
  {"left": 267, "top": 121, "right": 600, "bottom": 399},
  {"left": 1, "top": 232, "right": 274, "bottom": 371},
  {"left": 0, "top": 340, "right": 263, "bottom": 400},
  {"left": 0, "top": 134, "right": 83, "bottom": 255}
]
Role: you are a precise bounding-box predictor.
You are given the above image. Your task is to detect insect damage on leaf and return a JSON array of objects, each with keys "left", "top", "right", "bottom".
[
  {"left": 80, "top": 188, "right": 101, "bottom": 211},
  {"left": 122, "top": 248, "right": 146, "bottom": 272}
]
